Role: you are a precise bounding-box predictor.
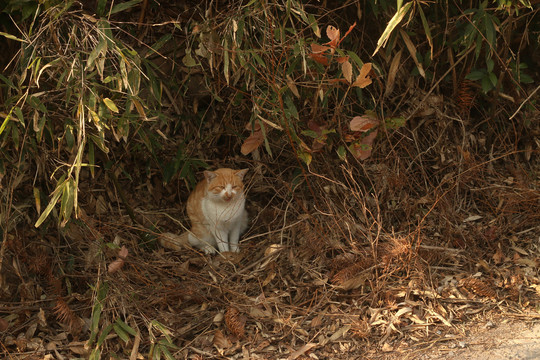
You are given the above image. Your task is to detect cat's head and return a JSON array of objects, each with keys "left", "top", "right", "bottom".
[{"left": 204, "top": 168, "right": 248, "bottom": 203}]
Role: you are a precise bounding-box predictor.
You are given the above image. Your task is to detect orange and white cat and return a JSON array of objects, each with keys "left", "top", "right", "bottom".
[{"left": 161, "top": 168, "right": 249, "bottom": 254}]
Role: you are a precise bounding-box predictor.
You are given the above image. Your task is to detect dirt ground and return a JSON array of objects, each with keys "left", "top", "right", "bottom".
[{"left": 390, "top": 315, "right": 540, "bottom": 360}]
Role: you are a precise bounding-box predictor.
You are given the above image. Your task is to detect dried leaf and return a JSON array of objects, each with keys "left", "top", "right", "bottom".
[
  {"left": 325, "top": 25, "right": 340, "bottom": 48},
  {"left": 108, "top": 246, "right": 128, "bottom": 274},
  {"left": 286, "top": 75, "right": 300, "bottom": 98},
  {"left": 213, "top": 329, "right": 232, "bottom": 349},
  {"left": 0, "top": 318, "right": 8, "bottom": 332},
  {"left": 225, "top": 307, "right": 245, "bottom": 338},
  {"left": 384, "top": 50, "right": 402, "bottom": 97},
  {"left": 241, "top": 129, "right": 264, "bottom": 155},
  {"left": 342, "top": 61, "right": 353, "bottom": 83},
  {"left": 311, "top": 43, "right": 330, "bottom": 54},
  {"left": 329, "top": 325, "right": 351, "bottom": 341},
  {"left": 350, "top": 114, "right": 379, "bottom": 132},
  {"left": 399, "top": 29, "right": 425, "bottom": 78},
  {"left": 353, "top": 130, "right": 378, "bottom": 160},
  {"left": 352, "top": 63, "right": 373, "bottom": 88},
  {"left": 118, "top": 245, "right": 128, "bottom": 258},
  {"left": 288, "top": 343, "right": 317, "bottom": 360},
  {"left": 335, "top": 56, "right": 349, "bottom": 64},
  {"left": 309, "top": 53, "right": 329, "bottom": 66}
]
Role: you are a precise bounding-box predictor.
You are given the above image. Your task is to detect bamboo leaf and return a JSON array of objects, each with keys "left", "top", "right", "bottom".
[
  {"left": 110, "top": 0, "right": 142, "bottom": 15},
  {"left": 35, "top": 179, "right": 67, "bottom": 227},
  {"left": 96, "top": 324, "right": 113, "bottom": 346},
  {"left": 372, "top": 1, "right": 413, "bottom": 56},
  {"left": 0, "top": 31, "right": 26, "bottom": 42},
  {"left": 113, "top": 323, "right": 130, "bottom": 343},
  {"left": 103, "top": 98, "right": 119, "bottom": 113},
  {"left": 116, "top": 319, "right": 137, "bottom": 336},
  {"left": 418, "top": 5, "right": 433, "bottom": 59}
]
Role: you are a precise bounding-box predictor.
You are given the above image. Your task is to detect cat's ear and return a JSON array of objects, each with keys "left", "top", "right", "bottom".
[
  {"left": 204, "top": 170, "right": 217, "bottom": 182},
  {"left": 235, "top": 168, "right": 248, "bottom": 180}
]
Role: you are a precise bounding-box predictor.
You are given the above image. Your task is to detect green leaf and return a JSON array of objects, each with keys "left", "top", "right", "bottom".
[
  {"left": 484, "top": 15, "right": 496, "bottom": 51},
  {"left": 481, "top": 75, "right": 494, "bottom": 93},
  {"left": 250, "top": 51, "right": 266, "bottom": 68},
  {"left": 517, "top": 73, "right": 533, "bottom": 84},
  {"left": 96, "top": 324, "right": 113, "bottom": 346},
  {"left": 308, "top": 14, "right": 320, "bottom": 37},
  {"left": 284, "top": 95, "right": 298, "bottom": 120},
  {"left": 14, "top": 107, "right": 24, "bottom": 126},
  {"left": 96, "top": 0, "right": 108, "bottom": 16},
  {"left": 0, "top": 73, "right": 15, "bottom": 89},
  {"left": 115, "top": 319, "right": 137, "bottom": 336},
  {"left": 301, "top": 130, "right": 319, "bottom": 138},
  {"left": 148, "top": 34, "right": 172, "bottom": 55},
  {"left": 87, "top": 33, "right": 107, "bottom": 69},
  {"left": 486, "top": 58, "right": 494, "bottom": 73},
  {"left": 182, "top": 53, "right": 197, "bottom": 67},
  {"left": 60, "top": 179, "right": 75, "bottom": 224},
  {"left": 465, "top": 70, "right": 485, "bottom": 81},
  {"left": 110, "top": 0, "right": 143, "bottom": 15},
  {"left": 65, "top": 125, "right": 75, "bottom": 149},
  {"left": 297, "top": 150, "right": 312, "bottom": 166},
  {"left": 337, "top": 145, "right": 346, "bottom": 161},
  {"left": 488, "top": 71, "right": 497, "bottom": 87},
  {"left": 89, "top": 349, "right": 101, "bottom": 360},
  {"left": 418, "top": 5, "right": 433, "bottom": 58},
  {"left": 347, "top": 51, "right": 364, "bottom": 69},
  {"left": 0, "top": 110, "right": 12, "bottom": 136},
  {"left": 385, "top": 117, "right": 407, "bottom": 129},
  {"left": 113, "top": 323, "right": 130, "bottom": 343}
]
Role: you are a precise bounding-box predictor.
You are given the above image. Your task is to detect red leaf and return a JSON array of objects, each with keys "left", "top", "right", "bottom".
[
  {"left": 352, "top": 63, "right": 373, "bottom": 88},
  {"left": 350, "top": 115, "right": 379, "bottom": 132},
  {"left": 307, "top": 120, "right": 322, "bottom": 133},
  {"left": 309, "top": 53, "right": 329, "bottom": 66},
  {"left": 335, "top": 56, "right": 349, "bottom": 64},
  {"left": 353, "top": 130, "right": 378, "bottom": 160},
  {"left": 241, "top": 130, "right": 264, "bottom": 155},
  {"left": 328, "top": 78, "right": 349, "bottom": 85},
  {"left": 311, "top": 43, "right": 330, "bottom": 54},
  {"left": 338, "top": 22, "right": 357, "bottom": 46}
]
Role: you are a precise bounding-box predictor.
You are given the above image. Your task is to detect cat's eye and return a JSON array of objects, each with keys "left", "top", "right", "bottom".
[
  {"left": 214, "top": 186, "right": 224, "bottom": 191},
  {"left": 232, "top": 186, "right": 241, "bottom": 190}
]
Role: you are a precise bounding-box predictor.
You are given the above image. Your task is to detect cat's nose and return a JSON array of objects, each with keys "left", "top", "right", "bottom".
[{"left": 224, "top": 193, "right": 232, "bottom": 201}]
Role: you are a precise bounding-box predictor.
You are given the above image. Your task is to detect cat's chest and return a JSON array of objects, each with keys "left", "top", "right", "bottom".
[{"left": 201, "top": 197, "right": 245, "bottom": 223}]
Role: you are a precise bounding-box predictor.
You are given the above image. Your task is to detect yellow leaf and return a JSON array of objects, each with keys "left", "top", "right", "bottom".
[{"left": 103, "top": 98, "right": 119, "bottom": 113}]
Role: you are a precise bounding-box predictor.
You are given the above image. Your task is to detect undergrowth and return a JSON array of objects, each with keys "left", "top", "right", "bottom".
[{"left": 0, "top": 0, "right": 538, "bottom": 358}]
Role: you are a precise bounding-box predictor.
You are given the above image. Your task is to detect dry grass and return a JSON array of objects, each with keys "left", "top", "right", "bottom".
[{"left": 0, "top": 1, "right": 539, "bottom": 359}]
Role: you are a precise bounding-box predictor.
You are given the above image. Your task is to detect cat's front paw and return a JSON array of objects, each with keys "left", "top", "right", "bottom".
[
  {"left": 230, "top": 244, "right": 240, "bottom": 253},
  {"left": 202, "top": 245, "right": 217, "bottom": 254}
]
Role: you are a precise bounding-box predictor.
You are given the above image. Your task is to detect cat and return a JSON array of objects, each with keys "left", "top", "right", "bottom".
[{"left": 160, "top": 168, "right": 249, "bottom": 254}]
